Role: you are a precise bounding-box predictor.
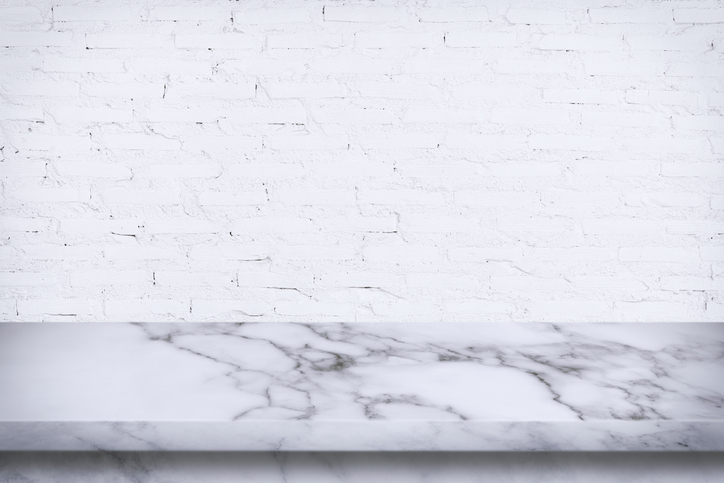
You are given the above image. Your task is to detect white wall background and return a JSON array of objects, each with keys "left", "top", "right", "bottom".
[{"left": 1, "top": 0, "right": 723, "bottom": 322}]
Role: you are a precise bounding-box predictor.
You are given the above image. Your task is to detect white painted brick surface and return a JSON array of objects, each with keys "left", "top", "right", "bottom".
[{"left": 0, "top": 0, "right": 722, "bottom": 322}]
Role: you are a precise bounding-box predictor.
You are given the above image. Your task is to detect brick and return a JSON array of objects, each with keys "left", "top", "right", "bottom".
[
  {"left": 538, "top": 34, "right": 621, "bottom": 51},
  {"left": 198, "top": 191, "right": 266, "bottom": 206},
  {"left": 497, "top": 217, "right": 568, "bottom": 234},
  {"left": 192, "top": 299, "right": 271, "bottom": 317},
  {"left": 225, "top": 163, "right": 306, "bottom": 179},
  {"left": 666, "top": 63, "right": 724, "bottom": 77},
  {"left": 454, "top": 191, "right": 539, "bottom": 207},
  {"left": 0, "top": 7, "right": 43, "bottom": 22},
  {"left": 151, "top": 7, "right": 230, "bottom": 21},
  {"left": 532, "top": 247, "right": 617, "bottom": 261},
  {"left": 402, "top": 108, "right": 487, "bottom": 124},
  {"left": 183, "top": 137, "right": 262, "bottom": 151},
  {"left": 323, "top": 6, "right": 404, "bottom": 22},
  {"left": 445, "top": 134, "right": 527, "bottom": 150},
  {"left": 417, "top": 7, "right": 488, "bottom": 22},
  {"left": 0, "top": 217, "right": 51, "bottom": 233},
  {"left": 582, "top": 219, "right": 664, "bottom": 235},
  {"left": 175, "top": 33, "right": 261, "bottom": 50},
  {"left": 357, "top": 82, "right": 438, "bottom": 99},
  {"left": 233, "top": 218, "right": 317, "bottom": 234},
  {"left": 627, "top": 34, "right": 711, "bottom": 52},
  {"left": 529, "top": 135, "right": 612, "bottom": 151},
  {"left": 489, "top": 108, "right": 571, "bottom": 125},
  {"left": 144, "top": 220, "right": 219, "bottom": 234},
  {"left": 316, "top": 217, "right": 397, "bottom": 233},
  {"left": 233, "top": 8, "right": 314, "bottom": 24},
  {"left": 310, "top": 108, "right": 395, "bottom": 124},
  {"left": 0, "top": 161, "right": 47, "bottom": 177},
  {"left": 506, "top": 9, "right": 570, "bottom": 24},
  {"left": 357, "top": 32, "right": 442, "bottom": 49},
  {"left": 316, "top": 271, "right": 403, "bottom": 289},
  {"left": 624, "top": 138, "right": 709, "bottom": 155},
  {"left": 105, "top": 299, "right": 188, "bottom": 317},
  {"left": 0, "top": 32, "right": 72, "bottom": 47},
  {"left": 659, "top": 276, "right": 724, "bottom": 291},
  {"left": 402, "top": 215, "right": 481, "bottom": 233},
  {"left": 662, "top": 162, "right": 724, "bottom": 177},
  {"left": 146, "top": 108, "right": 219, "bottom": 123},
  {"left": 266, "top": 82, "right": 346, "bottom": 98},
  {"left": 23, "top": 245, "right": 98, "bottom": 260},
  {"left": 224, "top": 107, "right": 307, "bottom": 124},
  {"left": 9, "top": 134, "right": 91, "bottom": 153},
  {"left": 60, "top": 219, "right": 142, "bottom": 235},
  {"left": 129, "top": 58, "right": 210, "bottom": 76},
  {"left": 104, "top": 134, "right": 181, "bottom": 151},
  {"left": 104, "top": 246, "right": 180, "bottom": 261},
  {"left": 55, "top": 162, "right": 132, "bottom": 179},
  {"left": 17, "top": 299, "right": 101, "bottom": 316},
  {"left": 674, "top": 9, "right": 724, "bottom": 24},
  {"left": 275, "top": 245, "right": 356, "bottom": 261},
  {"left": 0, "top": 106, "right": 43, "bottom": 121},
  {"left": 542, "top": 190, "right": 620, "bottom": 207},
  {"left": 52, "top": 107, "right": 133, "bottom": 124},
  {"left": 445, "top": 32, "right": 517, "bottom": 48},
  {"left": 103, "top": 188, "right": 180, "bottom": 205},
  {"left": 589, "top": 8, "right": 672, "bottom": 24},
  {"left": 165, "top": 81, "right": 256, "bottom": 99},
  {"left": 53, "top": 6, "right": 138, "bottom": 21},
  {"left": 674, "top": 115, "right": 724, "bottom": 130},
  {"left": 478, "top": 163, "right": 562, "bottom": 177},
  {"left": 531, "top": 300, "right": 610, "bottom": 318},
  {"left": 584, "top": 59, "right": 665, "bottom": 76},
  {"left": 581, "top": 111, "right": 666, "bottom": 128},
  {"left": 275, "top": 301, "right": 355, "bottom": 317},
  {"left": 0, "top": 272, "right": 58, "bottom": 287},
  {"left": 359, "top": 189, "right": 445, "bottom": 205},
  {"left": 619, "top": 247, "right": 698, "bottom": 263},
  {"left": 43, "top": 57, "right": 124, "bottom": 73},
  {"left": 189, "top": 245, "right": 268, "bottom": 261},
  {"left": 623, "top": 192, "right": 705, "bottom": 207},
  {"left": 2, "top": 81, "right": 79, "bottom": 97},
  {"left": 406, "top": 272, "right": 480, "bottom": 290},
  {"left": 363, "top": 244, "right": 441, "bottom": 263},
  {"left": 273, "top": 189, "right": 355, "bottom": 205},
  {"left": 154, "top": 271, "right": 236, "bottom": 287},
  {"left": 448, "top": 247, "right": 524, "bottom": 262},
  {"left": 613, "top": 301, "right": 690, "bottom": 319},
  {"left": 666, "top": 221, "right": 724, "bottom": 235},
  {"left": 568, "top": 276, "right": 648, "bottom": 291},
  {"left": 267, "top": 135, "right": 348, "bottom": 150},
  {"left": 268, "top": 34, "right": 344, "bottom": 49},
  {"left": 86, "top": 34, "right": 170, "bottom": 49},
  {"left": 9, "top": 187, "right": 89, "bottom": 203},
  {"left": 70, "top": 270, "right": 148, "bottom": 288},
  {"left": 444, "top": 299, "right": 516, "bottom": 314},
  {"left": 492, "top": 276, "right": 569, "bottom": 292},
  {"left": 701, "top": 247, "right": 724, "bottom": 261},
  {"left": 572, "top": 161, "right": 657, "bottom": 177},
  {"left": 358, "top": 133, "right": 439, "bottom": 149},
  {"left": 494, "top": 59, "right": 570, "bottom": 74},
  {"left": 543, "top": 89, "right": 619, "bottom": 104}
]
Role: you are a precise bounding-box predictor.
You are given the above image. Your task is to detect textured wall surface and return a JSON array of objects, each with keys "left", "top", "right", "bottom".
[{"left": 1, "top": 0, "right": 723, "bottom": 322}]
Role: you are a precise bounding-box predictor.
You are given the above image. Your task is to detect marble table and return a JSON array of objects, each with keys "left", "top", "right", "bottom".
[{"left": 1, "top": 322, "right": 722, "bottom": 451}]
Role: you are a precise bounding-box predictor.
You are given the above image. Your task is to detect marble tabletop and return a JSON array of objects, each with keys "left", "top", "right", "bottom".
[{"left": 1, "top": 322, "right": 722, "bottom": 451}]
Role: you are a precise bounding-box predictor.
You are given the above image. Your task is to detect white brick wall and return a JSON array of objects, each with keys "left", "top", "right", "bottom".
[{"left": 1, "top": 0, "right": 722, "bottom": 322}]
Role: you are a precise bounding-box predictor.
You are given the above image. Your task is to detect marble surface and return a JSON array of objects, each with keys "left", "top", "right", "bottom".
[
  {"left": 3, "top": 452, "right": 724, "bottom": 483},
  {"left": 1, "top": 322, "right": 723, "bottom": 451}
]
